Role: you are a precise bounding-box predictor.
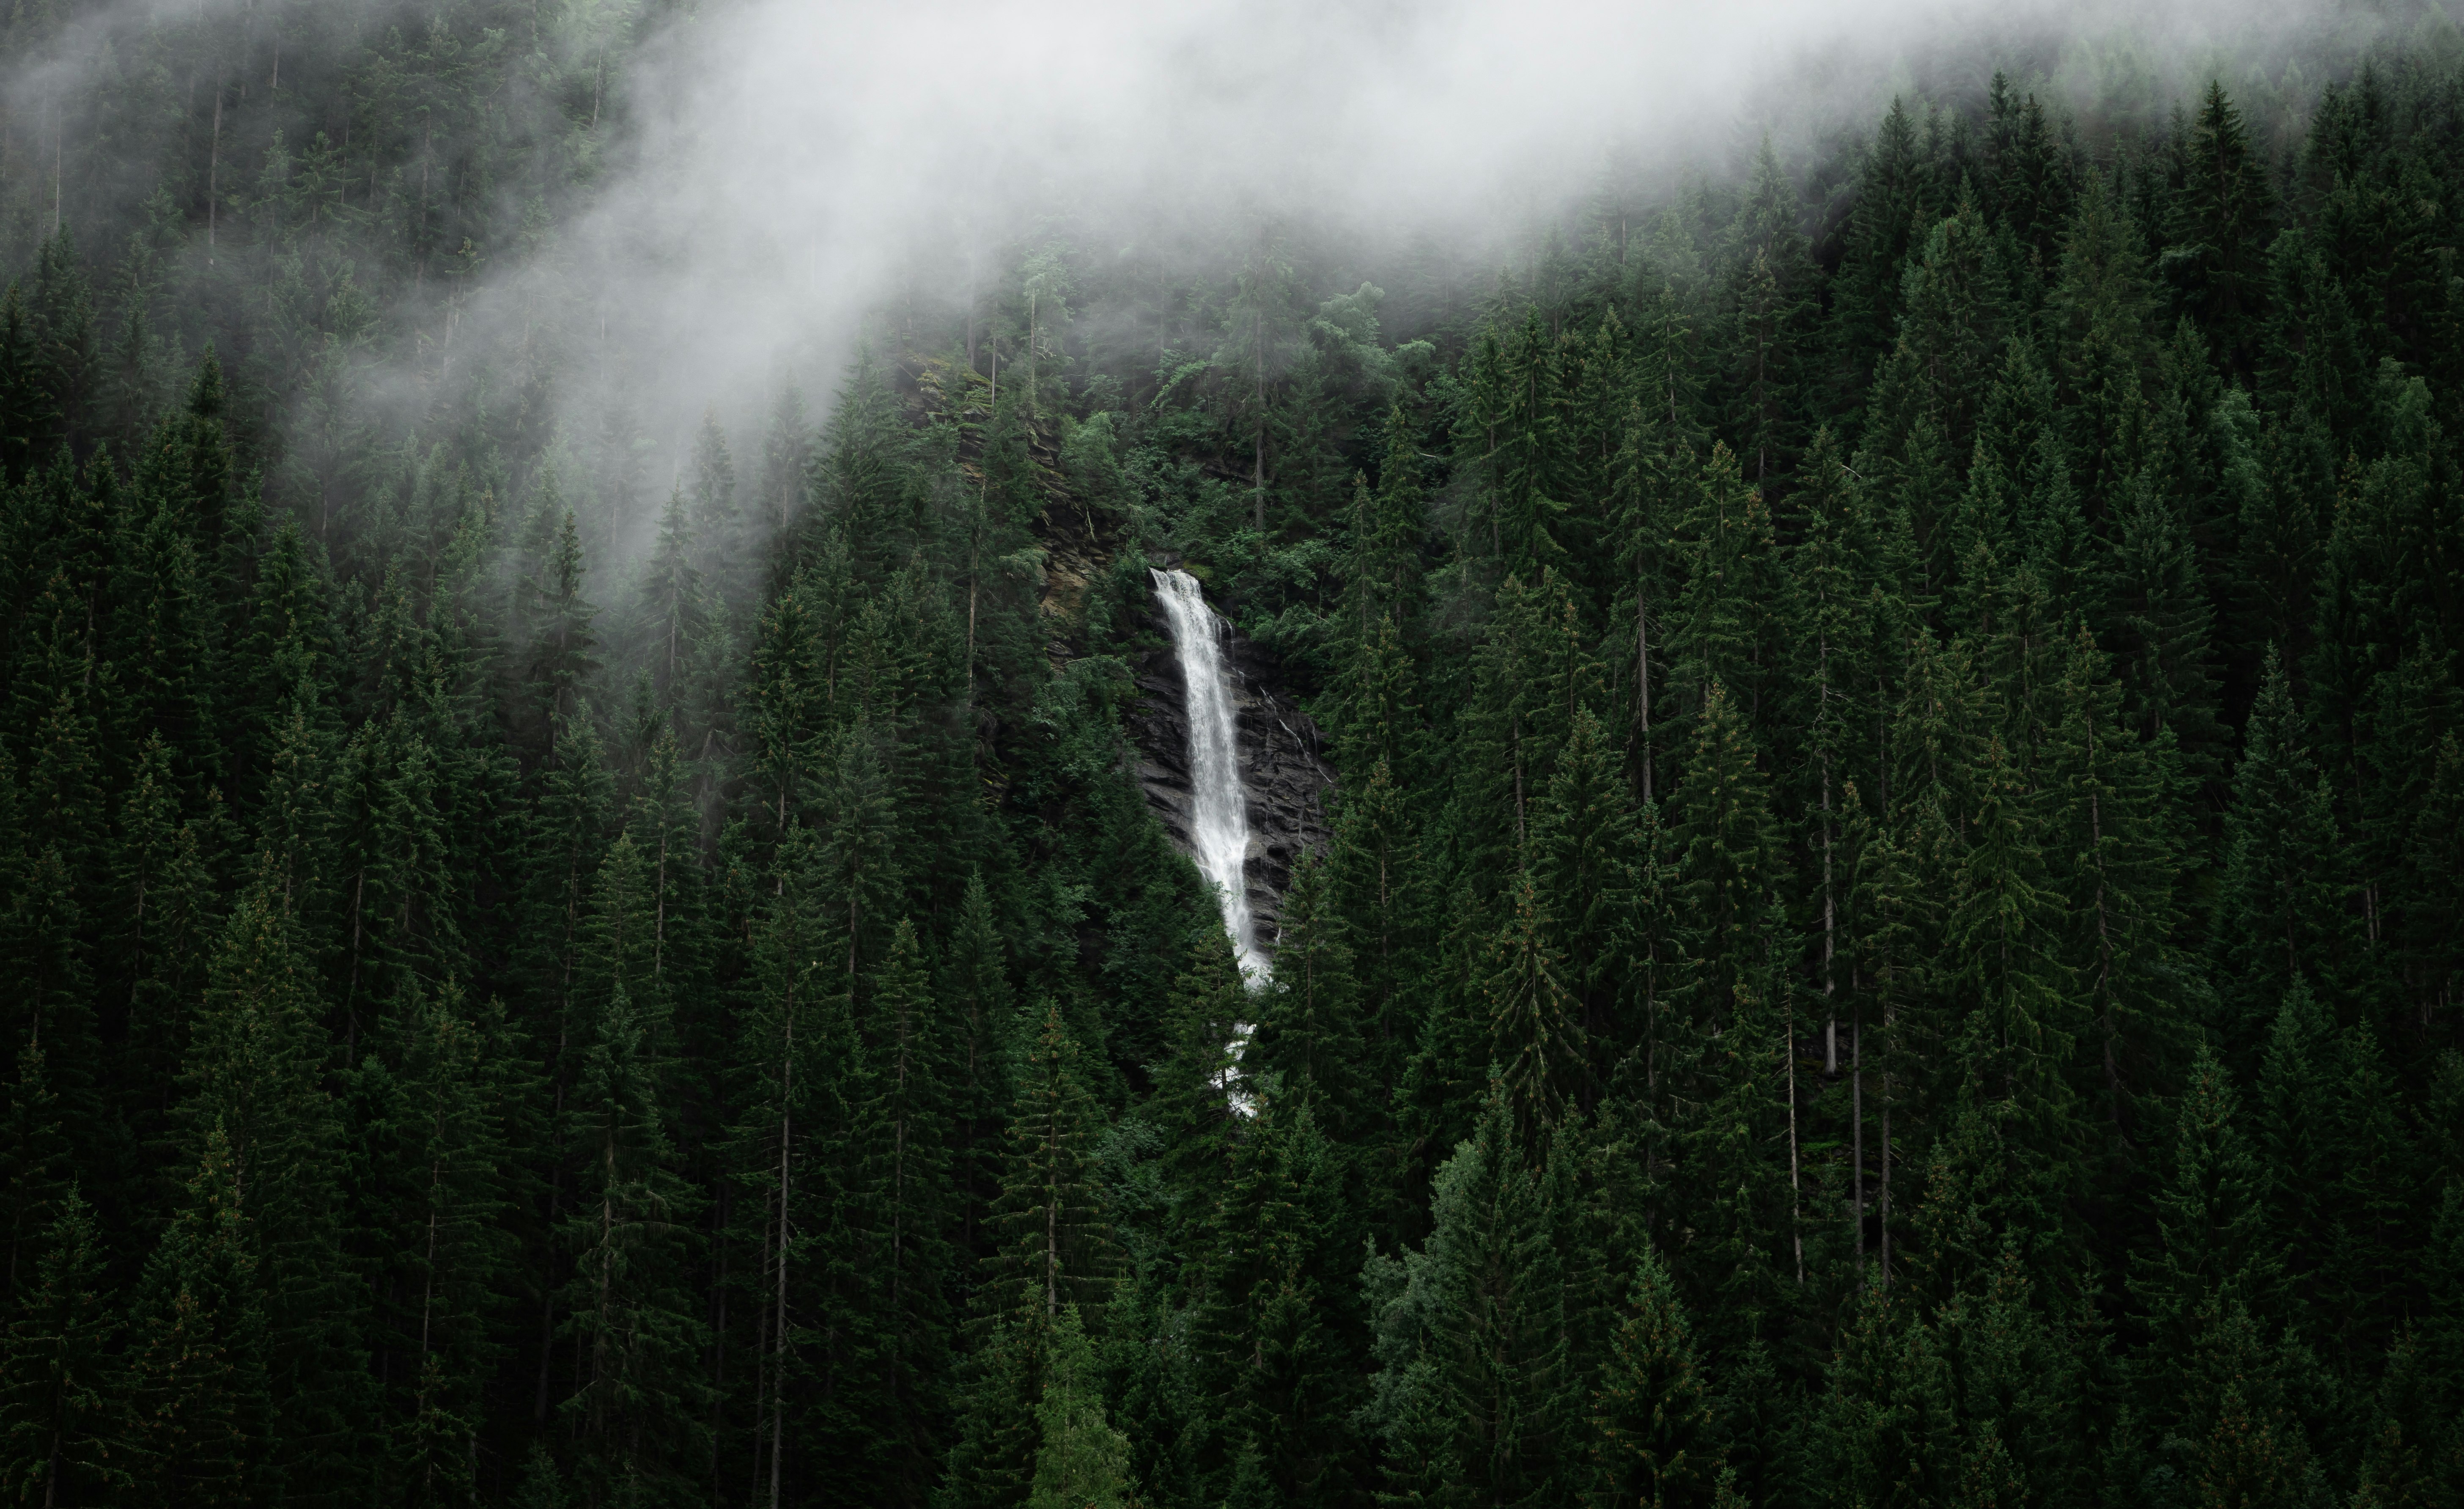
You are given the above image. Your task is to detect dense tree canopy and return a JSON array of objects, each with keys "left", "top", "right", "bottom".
[{"left": 0, "top": 4, "right": 2460, "bottom": 1506}]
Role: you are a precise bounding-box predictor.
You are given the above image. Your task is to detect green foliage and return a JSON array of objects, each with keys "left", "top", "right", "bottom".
[
  {"left": 1027, "top": 1306, "right": 1133, "bottom": 1509},
  {"left": 0, "top": 37, "right": 2456, "bottom": 1509},
  {"left": 1586, "top": 1242, "right": 1723, "bottom": 1509},
  {"left": 0, "top": 1187, "right": 129, "bottom": 1503}
]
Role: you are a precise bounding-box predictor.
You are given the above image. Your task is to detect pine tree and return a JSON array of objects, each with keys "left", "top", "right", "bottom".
[
  {"left": 1992, "top": 82, "right": 2075, "bottom": 265},
  {"left": 1673, "top": 946, "right": 1794, "bottom": 1352},
  {"left": 1944, "top": 734, "right": 2080, "bottom": 1186},
  {"left": 1887, "top": 193, "right": 2009, "bottom": 468},
  {"left": 114, "top": 451, "right": 221, "bottom": 793},
  {"left": 730, "top": 839, "right": 851, "bottom": 1505},
  {"left": 689, "top": 412, "right": 743, "bottom": 602},
  {"left": 1362, "top": 1090, "right": 1572, "bottom": 1508},
  {"left": 368, "top": 979, "right": 516, "bottom": 1500},
  {"left": 1254, "top": 851, "right": 1370, "bottom": 1129},
  {"left": 2313, "top": 1021, "right": 2413, "bottom": 1374},
  {"left": 558, "top": 973, "right": 705, "bottom": 1499},
  {"left": 2106, "top": 467, "right": 2226, "bottom": 775},
  {"left": 1586, "top": 1240, "right": 1723, "bottom": 1509},
  {"left": 1026, "top": 1305, "right": 1132, "bottom": 1509},
  {"left": 2167, "top": 82, "right": 2275, "bottom": 377},
  {"left": 1484, "top": 875, "right": 1586, "bottom": 1145},
  {"left": 2251, "top": 980, "right": 2333, "bottom": 1330},
  {"left": 1780, "top": 431, "right": 1869, "bottom": 1079},
  {"left": 1670, "top": 682, "right": 1783, "bottom": 1012},
  {"left": 940, "top": 1002, "right": 1113, "bottom": 1509},
  {"left": 861, "top": 918, "right": 955, "bottom": 1501},
  {"left": 635, "top": 484, "right": 708, "bottom": 709},
  {"left": 1667, "top": 444, "right": 1781, "bottom": 726},
  {"left": 1610, "top": 375, "right": 1692, "bottom": 807},
  {"left": 2129, "top": 1045, "right": 2276, "bottom": 1376},
  {"left": 0, "top": 1187, "right": 130, "bottom": 1504},
  {"left": 330, "top": 711, "right": 458, "bottom": 1053},
  {"left": 1831, "top": 99, "right": 1937, "bottom": 418},
  {"left": 943, "top": 872, "right": 1016, "bottom": 1270},
  {"left": 1843, "top": 781, "right": 1943, "bottom": 1291},
  {"left": 2212, "top": 649, "right": 2349, "bottom": 1066},
  {"left": 0, "top": 1033, "right": 71, "bottom": 1308},
  {"left": 1451, "top": 569, "right": 1593, "bottom": 892},
  {"left": 177, "top": 879, "right": 362, "bottom": 1495},
  {"left": 128, "top": 1125, "right": 271, "bottom": 1507},
  {"left": 2051, "top": 169, "right": 2159, "bottom": 515},
  {"left": 1330, "top": 615, "right": 1426, "bottom": 786},
  {"left": 112, "top": 731, "right": 222, "bottom": 1160},
  {"left": 986, "top": 1002, "right": 1114, "bottom": 1324},
  {"left": 1192, "top": 1095, "right": 1366, "bottom": 1509},
  {"left": 1330, "top": 756, "right": 1427, "bottom": 1108},
  {"left": 2040, "top": 627, "right": 2192, "bottom": 1145},
  {"left": 521, "top": 508, "right": 600, "bottom": 753},
  {"left": 0, "top": 287, "right": 49, "bottom": 485},
  {"left": 1534, "top": 704, "right": 1639, "bottom": 1075}
]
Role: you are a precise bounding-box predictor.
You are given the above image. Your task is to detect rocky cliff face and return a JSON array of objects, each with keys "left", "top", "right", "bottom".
[
  {"left": 957, "top": 375, "right": 1334, "bottom": 955},
  {"left": 1123, "top": 588, "right": 1334, "bottom": 956}
]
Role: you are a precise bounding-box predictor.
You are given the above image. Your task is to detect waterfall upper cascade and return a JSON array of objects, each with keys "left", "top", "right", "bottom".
[{"left": 1149, "top": 568, "right": 1272, "bottom": 983}]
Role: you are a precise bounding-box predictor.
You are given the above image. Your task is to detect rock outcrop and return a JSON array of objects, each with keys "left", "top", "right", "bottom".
[{"left": 908, "top": 337, "right": 1337, "bottom": 953}]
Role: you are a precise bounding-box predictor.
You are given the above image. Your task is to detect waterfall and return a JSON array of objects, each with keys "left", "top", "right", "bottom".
[{"left": 1150, "top": 568, "right": 1271, "bottom": 983}]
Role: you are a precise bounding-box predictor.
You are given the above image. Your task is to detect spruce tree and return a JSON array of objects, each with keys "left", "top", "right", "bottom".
[
  {"left": 1484, "top": 875, "right": 1586, "bottom": 1144},
  {"left": 127, "top": 1125, "right": 271, "bottom": 1506},
  {"left": 177, "top": 879, "right": 362, "bottom": 1495},
  {"left": 367, "top": 979, "right": 515, "bottom": 1498},
  {"left": 1362, "top": 1091, "right": 1571, "bottom": 1507},
  {"left": 2167, "top": 82, "right": 2275, "bottom": 377},
  {"left": 1534, "top": 704, "right": 1639, "bottom": 1075},
  {"left": 0, "top": 1034, "right": 71, "bottom": 1307},
  {"left": 940, "top": 1004, "right": 1113, "bottom": 1509},
  {"left": 1667, "top": 444, "right": 1781, "bottom": 727},
  {"left": 2040, "top": 626, "right": 2191, "bottom": 1145},
  {"left": 1779, "top": 431, "right": 1869, "bottom": 1077},
  {"left": 1193, "top": 1096, "right": 1365, "bottom": 1509},
  {"left": 2105, "top": 467, "right": 2226, "bottom": 776},
  {"left": 558, "top": 974, "right": 705, "bottom": 1499},
  {"left": 1586, "top": 1240, "right": 1723, "bottom": 1509},
  {"left": 1330, "top": 756, "right": 1427, "bottom": 1109},
  {"left": 2212, "top": 649, "right": 2349, "bottom": 1065},
  {"left": 942, "top": 871, "right": 1016, "bottom": 1270},
  {"left": 986, "top": 1002, "right": 1114, "bottom": 1324},
  {"left": 1944, "top": 735, "right": 2079, "bottom": 1188},
  {"left": 1254, "top": 852, "right": 1369, "bottom": 1129},
  {"left": 861, "top": 918, "right": 955, "bottom": 1502},
  {"left": 1026, "top": 1305, "right": 1133, "bottom": 1509},
  {"left": 2128, "top": 1045, "right": 2277, "bottom": 1380},
  {"left": 1670, "top": 682, "right": 1783, "bottom": 1013},
  {"left": 0, "top": 1187, "right": 129, "bottom": 1504}
]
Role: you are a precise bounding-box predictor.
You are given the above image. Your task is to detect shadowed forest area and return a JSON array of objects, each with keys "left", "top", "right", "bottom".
[{"left": 0, "top": 1, "right": 2460, "bottom": 1506}]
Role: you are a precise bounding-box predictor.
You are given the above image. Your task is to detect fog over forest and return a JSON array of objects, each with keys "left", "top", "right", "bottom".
[{"left": 0, "top": 1, "right": 2459, "bottom": 1506}]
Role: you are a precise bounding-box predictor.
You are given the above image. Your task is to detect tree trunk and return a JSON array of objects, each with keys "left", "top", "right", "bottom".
[
  {"left": 771, "top": 1024, "right": 792, "bottom": 1509},
  {"left": 1822, "top": 741, "right": 1836, "bottom": 1075},
  {"left": 1786, "top": 994, "right": 1803, "bottom": 1284},
  {"left": 208, "top": 75, "right": 223, "bottom": 252},
  {"left": 747, "top": 1187, "right": 772, "bottom": 1504},
  {"left": 1254, "top": 302, "right": 1267, "bottom": 534},
  {"left": 1636, "top": 590, "right": 1654, "bottom": 804},
  {"left": 1878, "top": 1012, "right": 1893, "bottom": 1288},
  {"left": 1852, "top": 999, "right": 1865, "bottom": 1282}
]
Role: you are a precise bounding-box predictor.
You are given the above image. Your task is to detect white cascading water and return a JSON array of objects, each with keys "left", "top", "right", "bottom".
[{"left": 1150, "top": 568, "right": 1271, "bottom": 984}]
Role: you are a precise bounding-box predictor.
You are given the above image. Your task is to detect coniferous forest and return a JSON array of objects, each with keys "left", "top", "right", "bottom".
[{"left": 0, "top": 1, "right": 2461, "bottom": 1505}]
